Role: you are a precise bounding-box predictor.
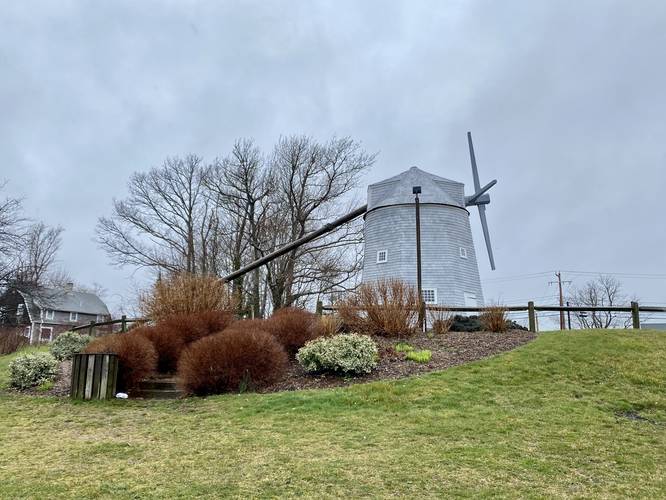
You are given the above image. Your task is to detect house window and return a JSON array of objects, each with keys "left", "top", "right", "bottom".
[
  {"left": 459, "top": 247, "right": 468, "bottom": 259},
  {"left": 96, "top": 314, "right": 104, "bottom": 322},
  {"left": 69, "top": 312, "right": 79, "bottom": 322},
  {"left": 17, "top": 303, "right": 24, "bottom": 316},
  {"left": 40, "top": 326, "right": 53, "bottom": 342},
  {"left": 376, "top": 249, "right": 388, "bottom": 263},
  {"left": 421, "top": 289, "right": 437, "bottom": 304},
  {"left": 44, "top": 309, "right": 55, "bottom": 320},
  {"left": 24, "top": 326, "right": 31, "bottom": 338}
]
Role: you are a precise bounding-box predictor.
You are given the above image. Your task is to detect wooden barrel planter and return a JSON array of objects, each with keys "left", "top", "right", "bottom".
[{"left": 70, "top": 353, "right": 119, "bottom": 400}]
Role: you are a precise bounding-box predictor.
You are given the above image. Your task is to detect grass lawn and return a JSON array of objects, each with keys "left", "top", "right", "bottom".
[{"left": 0, "top": 329, "right": 664, "bottom": 498}]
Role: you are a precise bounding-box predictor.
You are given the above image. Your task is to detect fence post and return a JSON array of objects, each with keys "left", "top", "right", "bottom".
[
  {"left": 316, "top": 300, "right": 323, "bottom": 316},
  {"left": 121, "top": 315, "right": 127, "bottom": 332},
  {"left": 631, "top": 301, "right": 640, "bottom": 330},
  {"left": 528, "top": 301, "right": 536, "bottom": 333},
  {"left": 88, "top": 320, "right": 95, "bottom": 336}
]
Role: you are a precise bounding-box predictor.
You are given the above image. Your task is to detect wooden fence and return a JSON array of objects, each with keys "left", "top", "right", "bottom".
[
  {"left": 317, "top": 300, "right": 666, "bottom": 333},
  {"left": 71, "top": 315, "right": 149, "bottom": 336}
]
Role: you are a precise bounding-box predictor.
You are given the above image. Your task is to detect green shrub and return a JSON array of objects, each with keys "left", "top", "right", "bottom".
[
  {"left": 50, "top": 331, "right": 92, "bottom": 361},
  {"left": 394, "top": 342, "right": 414, "bottom": 353},
  {"left": 296, "top": 334, "right": 379, "bottom": 375},
  {"left": 9, "top": 352, "right": 59, "bottom": 389},
  {"left": 405, "top": 350, "right": 432, "bottom": 363}
]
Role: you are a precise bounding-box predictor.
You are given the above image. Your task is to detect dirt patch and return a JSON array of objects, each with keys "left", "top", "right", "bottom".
[{"left": 259, "top": 329, "right": 536, "bottom": 393}]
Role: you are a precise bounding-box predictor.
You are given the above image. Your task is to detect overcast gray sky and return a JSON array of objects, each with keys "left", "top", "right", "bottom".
[{"left": 2, "top": 1, "right": 665, "bottom": 322}]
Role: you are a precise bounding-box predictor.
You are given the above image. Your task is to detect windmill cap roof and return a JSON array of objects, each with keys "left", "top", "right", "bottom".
[{"left": 367, "top": 166, "right": 466, "bottom": 211}]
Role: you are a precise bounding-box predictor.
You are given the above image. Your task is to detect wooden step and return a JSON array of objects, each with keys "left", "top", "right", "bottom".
[{"left": 133, "top": 376, "right": 183, "bottom": 399}]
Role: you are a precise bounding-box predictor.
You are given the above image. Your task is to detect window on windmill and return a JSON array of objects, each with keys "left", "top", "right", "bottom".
[
  {"left": 459, "top": 247, "right": 468, "bottom": 259},
  {"left": 376, "top": 250, "right": 388, "bottom": 263},
  {"left": 421, "top": 289, "right": 437, "bottom": 304}
]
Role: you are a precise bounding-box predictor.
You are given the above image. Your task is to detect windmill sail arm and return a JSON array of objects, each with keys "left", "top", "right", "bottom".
[
  {"left": 465, "top": 179, "right": 497, "bottom": 206},
  {"left": 477, "top": 205, "right": 496, "bottom": 271}
]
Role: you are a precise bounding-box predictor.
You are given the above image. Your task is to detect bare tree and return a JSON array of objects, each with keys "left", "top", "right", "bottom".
[
  {"left": 96, "top": 155, "right": 214, "bottom": 274},
  {"left": 203, "top": 139, "right": 272, "bottom": 316},
  {"left": 97, "top": 136, "right": 376, "bottom": 315},
  {"left": 15, "top": 222, "right": 64, "bottom": 285},
  {"left": 568, "top": 275, "right": 630, "bottom": 329},
  {"left": 0, "top": 181, "right": 25, "bottom": 284},
  {"left": 263, "top": 135, "right": 375, "bottom": 309}
]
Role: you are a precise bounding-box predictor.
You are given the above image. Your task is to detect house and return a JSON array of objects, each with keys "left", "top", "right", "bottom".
[{"left": 0, "top": 283, "right": 111, "bottom": 343}]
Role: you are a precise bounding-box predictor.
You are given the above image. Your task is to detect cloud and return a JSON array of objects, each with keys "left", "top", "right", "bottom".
[{"left": 1, "top": 0, "right": 665, "bottom": 317}]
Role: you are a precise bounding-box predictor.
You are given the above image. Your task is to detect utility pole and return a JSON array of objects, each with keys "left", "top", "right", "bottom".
[
  {"left": 549, "top": 272, "right": 572, "bottom": 330},
  {"left": 413, "top": 186, "right": 424, "bottom": 332}
]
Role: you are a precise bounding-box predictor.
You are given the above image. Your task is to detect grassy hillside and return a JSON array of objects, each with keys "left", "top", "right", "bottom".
[{"left": 0, "top": 330, "right": 664, "bottom": 498}]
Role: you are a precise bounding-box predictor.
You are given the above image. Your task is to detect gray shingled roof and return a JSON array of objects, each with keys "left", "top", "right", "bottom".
[
  {"left": 18, "top": 287, "right": 110, "bottom": 315},
  {"left": 367, "top": 166, "right": 466, "bottom": 211}
]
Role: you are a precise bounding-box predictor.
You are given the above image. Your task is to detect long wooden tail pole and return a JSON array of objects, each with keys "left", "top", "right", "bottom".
[{"left": 222, "top": 204, "right": 368, "bottom": 283}]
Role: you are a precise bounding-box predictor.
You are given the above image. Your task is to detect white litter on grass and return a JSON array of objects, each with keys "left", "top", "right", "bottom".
[{"left": 115, "top": 392, "right": 128, "bottom": 399}]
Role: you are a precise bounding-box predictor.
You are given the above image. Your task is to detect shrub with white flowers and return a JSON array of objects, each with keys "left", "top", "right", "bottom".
[
  {"left": 296, "top": 333, "right": 379, "bottom": 375},
  {"left": 9, "top": 352, "right": 59, "bottom": 389},
  {"left": 50, "top": 331, "right": 92, "bottom": 361}
]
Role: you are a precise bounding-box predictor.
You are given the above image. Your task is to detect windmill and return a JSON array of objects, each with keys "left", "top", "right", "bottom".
[
  {"left": 224, "top": 133, "right": 498, "bottom": 308},
  {"left": 360, "top": 132, "right": 497, "bottom": 306}
]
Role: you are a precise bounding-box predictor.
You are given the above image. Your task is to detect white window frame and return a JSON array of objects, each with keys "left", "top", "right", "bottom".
[
  {"left": 376, "top": 249, "right": 388, "bottom": 264},
  {"left": 96, "top": 314, "right": 105, "bottom": 322},
  {"left": 44, "top": 309, "right": 55, "bottom": 321},
  {"left": 459, "top": 247, "right": 468, "bottom": 259},
  {"left": 24, "top": 326, "right": 32, "bottom": 338},
  {"left": 17, "top": 303, "right": 24, "bottom": 316},
  {"left": 69, "top": 312, "right": 79, "bottom": 322},
  {"left": 40, "top": 326, "right": 53, "bottom": 342},
  {"left": 421, "top": 288, "right": 437, "bottom": 305}
]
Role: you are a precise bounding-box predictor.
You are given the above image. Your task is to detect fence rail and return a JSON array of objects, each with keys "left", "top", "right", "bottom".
[
  {"left": 317, "top": 300, "right": 666, "bottom": 333},
  {"left": 71, "top": 315, "right": 150, "bottom": 335}
]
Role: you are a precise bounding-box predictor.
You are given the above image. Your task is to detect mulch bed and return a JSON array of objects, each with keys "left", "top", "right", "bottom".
[
  {"left": 12, "top": 330, "right": 535, "bottom": 397},
  {"left": 259, "top": 329, "right": 536, "bottom": 393}
]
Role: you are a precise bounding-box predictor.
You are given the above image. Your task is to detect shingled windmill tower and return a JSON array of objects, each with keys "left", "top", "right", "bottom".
[{"left": 361, "top": 133, "right": 496, "bottom": 307}]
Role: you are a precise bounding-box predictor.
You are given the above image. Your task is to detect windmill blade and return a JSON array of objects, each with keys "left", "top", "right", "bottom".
[
  {"left": 467, "top": 131, "right": 481, "bottom": 192},
  {"left": 477, "top": 204, "right": 496, "bottom": 270}
]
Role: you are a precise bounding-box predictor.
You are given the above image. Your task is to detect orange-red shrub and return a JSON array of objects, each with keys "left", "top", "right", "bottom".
[
  {"left": 177, "top": 323, "right": 288, "bottom": 396},
  {"left": 264, "top": 307, "right": 322, "bottom": 355},
  {"left": 136, "top": 311, "right": 236, "bottom": 373},
  {"left": 84, "top": 333, "right": 157, "bottom": 391},
  {"left": 134, "top": 325, "right": 185, "bottom": 373}
]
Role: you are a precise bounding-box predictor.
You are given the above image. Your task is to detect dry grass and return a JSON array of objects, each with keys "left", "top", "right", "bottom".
[
  {"left": 428, "top": 308, "right": 454, "bottom": 334},
  {"left": 480, "top": 305, "right": 509, "bottom": 332},
  {"left": 340, "top": 279, "right": 418, "bottom": 337},
  {"left": 140, "top": 272, "right": 236, "bottom": 321},
  {"left": 84, "top": 333, "right": 157, "bottom": 391},
  {"left": 317, "top": 314, "right": 342, "bottom": 337},
  {"left": 178, "top": 323, "right": 288, "bottom": 395}
]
